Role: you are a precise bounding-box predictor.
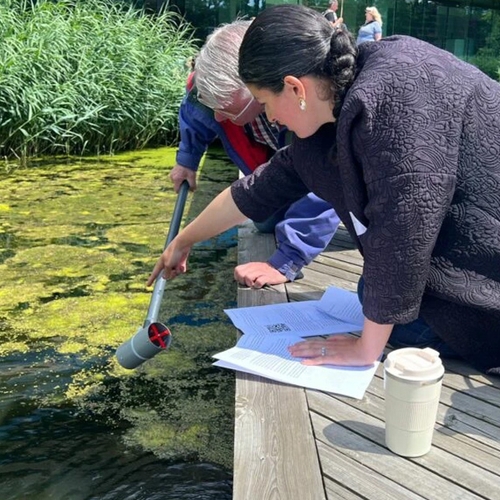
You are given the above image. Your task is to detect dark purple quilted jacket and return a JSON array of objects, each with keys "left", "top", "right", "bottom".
[{"left": 232, "top": 36, "right": 500, "bottom": 373}]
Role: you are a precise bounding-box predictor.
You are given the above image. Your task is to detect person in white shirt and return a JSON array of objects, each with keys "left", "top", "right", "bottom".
[{"left": 323, "top": 0, "right": 343, "bottom": 29}]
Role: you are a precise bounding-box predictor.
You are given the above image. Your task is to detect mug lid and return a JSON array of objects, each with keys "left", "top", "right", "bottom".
[{"left": 384, "top": 347, "right": 444, "bottom": 381}]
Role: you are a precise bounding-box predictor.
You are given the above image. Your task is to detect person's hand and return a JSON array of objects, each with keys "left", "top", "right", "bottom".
[
  {"left": 288, "top": 335, "right": 375, "bottom": 366},
  {"left": 147, "top": 237, "right": 191, "bottom": 286},
  {"left": 333, "top": 17, "right": 344, "bottom": 29},
  {"left": 234, "top": 262, "right": 288, "bottom": 288},
  {"left": 170, "top": 164, "right": 197, "bottom": 193}
]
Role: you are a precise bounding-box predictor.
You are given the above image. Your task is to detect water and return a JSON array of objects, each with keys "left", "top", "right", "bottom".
[{"left": 0, "top": 148, "right": 238, "bottom": 499}]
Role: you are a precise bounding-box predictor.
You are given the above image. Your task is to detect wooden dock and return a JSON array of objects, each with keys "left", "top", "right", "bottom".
[{"left": 233, "top": 221, "right": 500, "bottom": 500}]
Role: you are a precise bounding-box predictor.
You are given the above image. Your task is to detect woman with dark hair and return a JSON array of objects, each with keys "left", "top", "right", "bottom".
[{"left": 149, "top": 5, "right": 500, "bottom": 375}]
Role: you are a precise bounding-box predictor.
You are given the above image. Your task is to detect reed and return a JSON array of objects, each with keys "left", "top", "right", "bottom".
[{"left": 0, "top": 0, "right": 197, "bottom": 159}]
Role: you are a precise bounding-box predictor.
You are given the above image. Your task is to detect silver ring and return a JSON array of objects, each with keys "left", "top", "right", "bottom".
[{"left": 321, "top": 347, "right": 327, "bottom": 357}]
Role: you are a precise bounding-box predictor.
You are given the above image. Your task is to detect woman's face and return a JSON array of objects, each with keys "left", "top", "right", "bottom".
[
  {"left": 247, "top": 77, "right": 333, "bottom": 139},
  {"left": 365, "top": 11, "right": 374, "bottom": 22},
  {"left": 246, "top": 83, "right": 317, "bottom": 139}
]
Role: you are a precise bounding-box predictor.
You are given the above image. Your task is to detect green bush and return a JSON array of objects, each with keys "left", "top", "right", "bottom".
[
  {"left": 471, "top": 51, "right": 500, "bottom": 81},
  {"left": 0, "top": 0, "right": 197, "bottom": 159}
]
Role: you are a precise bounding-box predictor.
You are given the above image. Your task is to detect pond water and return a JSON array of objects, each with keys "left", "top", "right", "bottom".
[{"left": 0, "top": 148, "right": 238, "bottom": 499}]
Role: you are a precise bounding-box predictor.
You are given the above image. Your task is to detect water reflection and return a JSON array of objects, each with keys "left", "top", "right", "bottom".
[
  {"left": 1, "top": 405, "right": 232, "bottom": 500},
  {"left": 0, "top": 148, "right": 237, "bottom": 498}
]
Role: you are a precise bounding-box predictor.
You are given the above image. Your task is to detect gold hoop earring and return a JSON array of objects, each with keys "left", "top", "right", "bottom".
[{"left": 299, "top": 98, "right": 307, "bottom": 111}]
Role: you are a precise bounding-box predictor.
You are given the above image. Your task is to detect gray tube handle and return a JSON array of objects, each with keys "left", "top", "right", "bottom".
[{"left": 145, "top": 180, "right": 189, "bottom": 325}]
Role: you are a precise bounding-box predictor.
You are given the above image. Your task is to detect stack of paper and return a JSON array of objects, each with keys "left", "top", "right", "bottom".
[{"left": 213, "top": 286, "right": 379, "bottom": 400}]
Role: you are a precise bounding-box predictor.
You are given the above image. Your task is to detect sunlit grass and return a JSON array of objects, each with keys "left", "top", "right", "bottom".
[{"left": 0, "top": 0, "right": 197, "bottom": 160}]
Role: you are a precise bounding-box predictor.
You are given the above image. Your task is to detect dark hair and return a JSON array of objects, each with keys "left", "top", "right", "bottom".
[{"left": 239, "top": 5, "right": 357, "bottom": 119}]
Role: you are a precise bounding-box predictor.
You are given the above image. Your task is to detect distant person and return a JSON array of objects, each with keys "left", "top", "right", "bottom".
[
  {"left": 357, "top": 6, "right": 382, "bottom": 45},
  {"left": 170, "top": 21, "right": 340, "bottom": 288},
  {"left": 323, "top": 0, "right": 344, "bottom": 29}
]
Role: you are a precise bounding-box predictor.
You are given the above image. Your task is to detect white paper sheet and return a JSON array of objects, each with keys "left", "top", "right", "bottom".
[
  {"left": 224, "top": 286, "right": 364, "bottom": 337},
  {"left": 213, "top": 332, "right": 378, "bottom": 400}
]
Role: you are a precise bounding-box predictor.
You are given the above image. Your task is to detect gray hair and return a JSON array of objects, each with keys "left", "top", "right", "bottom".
[{"left": 195, "top": 20, "right": 252, "bottom": 109}]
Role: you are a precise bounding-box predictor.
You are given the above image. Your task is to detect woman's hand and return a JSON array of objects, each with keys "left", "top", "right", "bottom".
[
  {"left": 146, "top": 187, "right": 248, "bottom": 287},
  {"left": 288, "top": 320, "right": 393, "bottom": 366},
  {"left": 288, "top": 335, "right": 375, "bottom": 366},
  {"left": 147, "top": 237, "right": 191, "bottom": 286}
]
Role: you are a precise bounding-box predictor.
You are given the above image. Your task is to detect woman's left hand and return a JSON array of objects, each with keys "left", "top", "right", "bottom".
[{"left": 288, "top": 335, "right": 375, "bottom": 366}]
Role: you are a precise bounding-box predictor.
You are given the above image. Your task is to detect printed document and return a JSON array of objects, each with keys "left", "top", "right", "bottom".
[
  {"left": 215, "top": 286, "right": 377, "bottom": 399},
  {"left": 213, "top": 332, "right": 378, "bottom": 399},
  {"left": 224, "top": 286, "right": 364, "bottom": 337}
]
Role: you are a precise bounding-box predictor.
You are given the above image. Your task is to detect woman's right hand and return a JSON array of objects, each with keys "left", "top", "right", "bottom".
[
  {"left": 146, "top": 186, "right": 247, "bottom": 287},
  {"left": 147, "top": 237, "right": 192, "bottom": 286}
]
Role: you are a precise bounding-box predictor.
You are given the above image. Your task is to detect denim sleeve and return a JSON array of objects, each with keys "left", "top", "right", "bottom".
[
  {"left": 175, "top": 93, "right": 218, "bottom": 171},
  {"left": 268, "top": 193, "right": 340, "bottom": 280}
]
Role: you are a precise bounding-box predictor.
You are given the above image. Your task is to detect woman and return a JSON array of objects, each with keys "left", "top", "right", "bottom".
[
  {"left": 357, "top": 6, "right": 382, "bottom": 45},
  {"left": 149, "top": 5, "right": 500, "bottom": 375}
]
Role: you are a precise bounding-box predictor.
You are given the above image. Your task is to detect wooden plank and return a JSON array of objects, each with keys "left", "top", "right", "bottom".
[
  {"left": 333, "top": 367, "right": 500, "bottom": 465},
  {"left": 307, "top": 260, "right": 362, "bottom": 283},
  {"left": 237, "top": 220, "right": 282, "bottom": 270},
  {"left": 438, "top": 371, "right": 500, "bottom": 407},
  {"left": 364, "top": 368, "right": 500, "bottom": 453},
  {"left": 317, "top": 441, "right": 426, "bottom": 500},
  {"left": 356, "top": 372, "right": 500, "bottom": 457},
  {"left": 292, "top": 266, "right": 358, "bottom": 292},
  {"left": 287, "top": 285, "right": 324, "bottom": 302},
  {"left": 443, "top": 358, "right": 500, "bottom": 390},
  {"left": 234, "top": 377, "right": 325, "bottom": 500},
  {"left": 318, "top": 248, "right": 364, "bottom": 267},
  {"left": 313, "top": 254, "right": 363, "bottom": 275},
  {"left": 233, "top": 221, "right": 325, "bottom": 500},
  {"left": 309, "top": 393, "right": 498, "bottom": 499},
  {"left": 324, "top": 477, "right": 368, "bottom": 500}
]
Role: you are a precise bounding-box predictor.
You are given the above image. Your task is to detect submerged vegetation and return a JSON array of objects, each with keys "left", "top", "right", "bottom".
[
  {"left": 0, "top": 0, "right": 237, "bottom": 482},
  {"left": 0, "top": 0, "right": 197, "bottom": 160},
  {"left": 0, "top": 148, "right": 238, "bottom": 468}
]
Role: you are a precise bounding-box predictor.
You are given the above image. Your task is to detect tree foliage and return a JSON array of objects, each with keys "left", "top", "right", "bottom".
[{"left": 471, "top": 9, "right": 500, "bottom": 80}]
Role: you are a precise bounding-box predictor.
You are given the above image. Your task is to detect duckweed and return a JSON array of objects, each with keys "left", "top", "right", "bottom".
[{"left": 0, "top": 147, "right": 238, "bottom": 469}]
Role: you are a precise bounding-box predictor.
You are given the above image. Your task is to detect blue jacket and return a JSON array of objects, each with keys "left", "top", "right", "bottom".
[{"left": 176, "top": 88, "right": 340, "bottom": 280}]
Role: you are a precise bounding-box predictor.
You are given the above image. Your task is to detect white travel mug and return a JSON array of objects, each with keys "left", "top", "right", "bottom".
[{"left": 384, "top": 347, "right": 444, "bottom": 457}]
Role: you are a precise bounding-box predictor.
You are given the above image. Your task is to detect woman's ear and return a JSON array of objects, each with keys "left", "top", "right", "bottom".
[{"left": 283, "top": 75, "right": 306, "bottom": 98}]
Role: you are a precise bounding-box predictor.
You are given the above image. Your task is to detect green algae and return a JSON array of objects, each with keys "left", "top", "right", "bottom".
[{"left": 0, "top": 147, "right": 238, "bottom": 469}]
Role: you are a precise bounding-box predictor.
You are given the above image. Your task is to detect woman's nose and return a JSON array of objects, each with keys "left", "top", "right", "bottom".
[{"left": 265, "top": 111, "right": 276, "bottom": 124}]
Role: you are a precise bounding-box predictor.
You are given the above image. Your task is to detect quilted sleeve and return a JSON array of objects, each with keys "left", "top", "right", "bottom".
[{"left": 341, "top": 45, "right": 467, "bottom": 324}]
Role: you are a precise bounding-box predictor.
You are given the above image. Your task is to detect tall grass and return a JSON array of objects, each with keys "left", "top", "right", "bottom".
[{"left": 0, "top": 0, "right": 198, "bottom": 159}]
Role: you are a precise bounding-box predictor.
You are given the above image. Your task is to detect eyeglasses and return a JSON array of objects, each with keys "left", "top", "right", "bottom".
[{"left": 198, "top": 93, "right": 255, "bottom": 121}]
